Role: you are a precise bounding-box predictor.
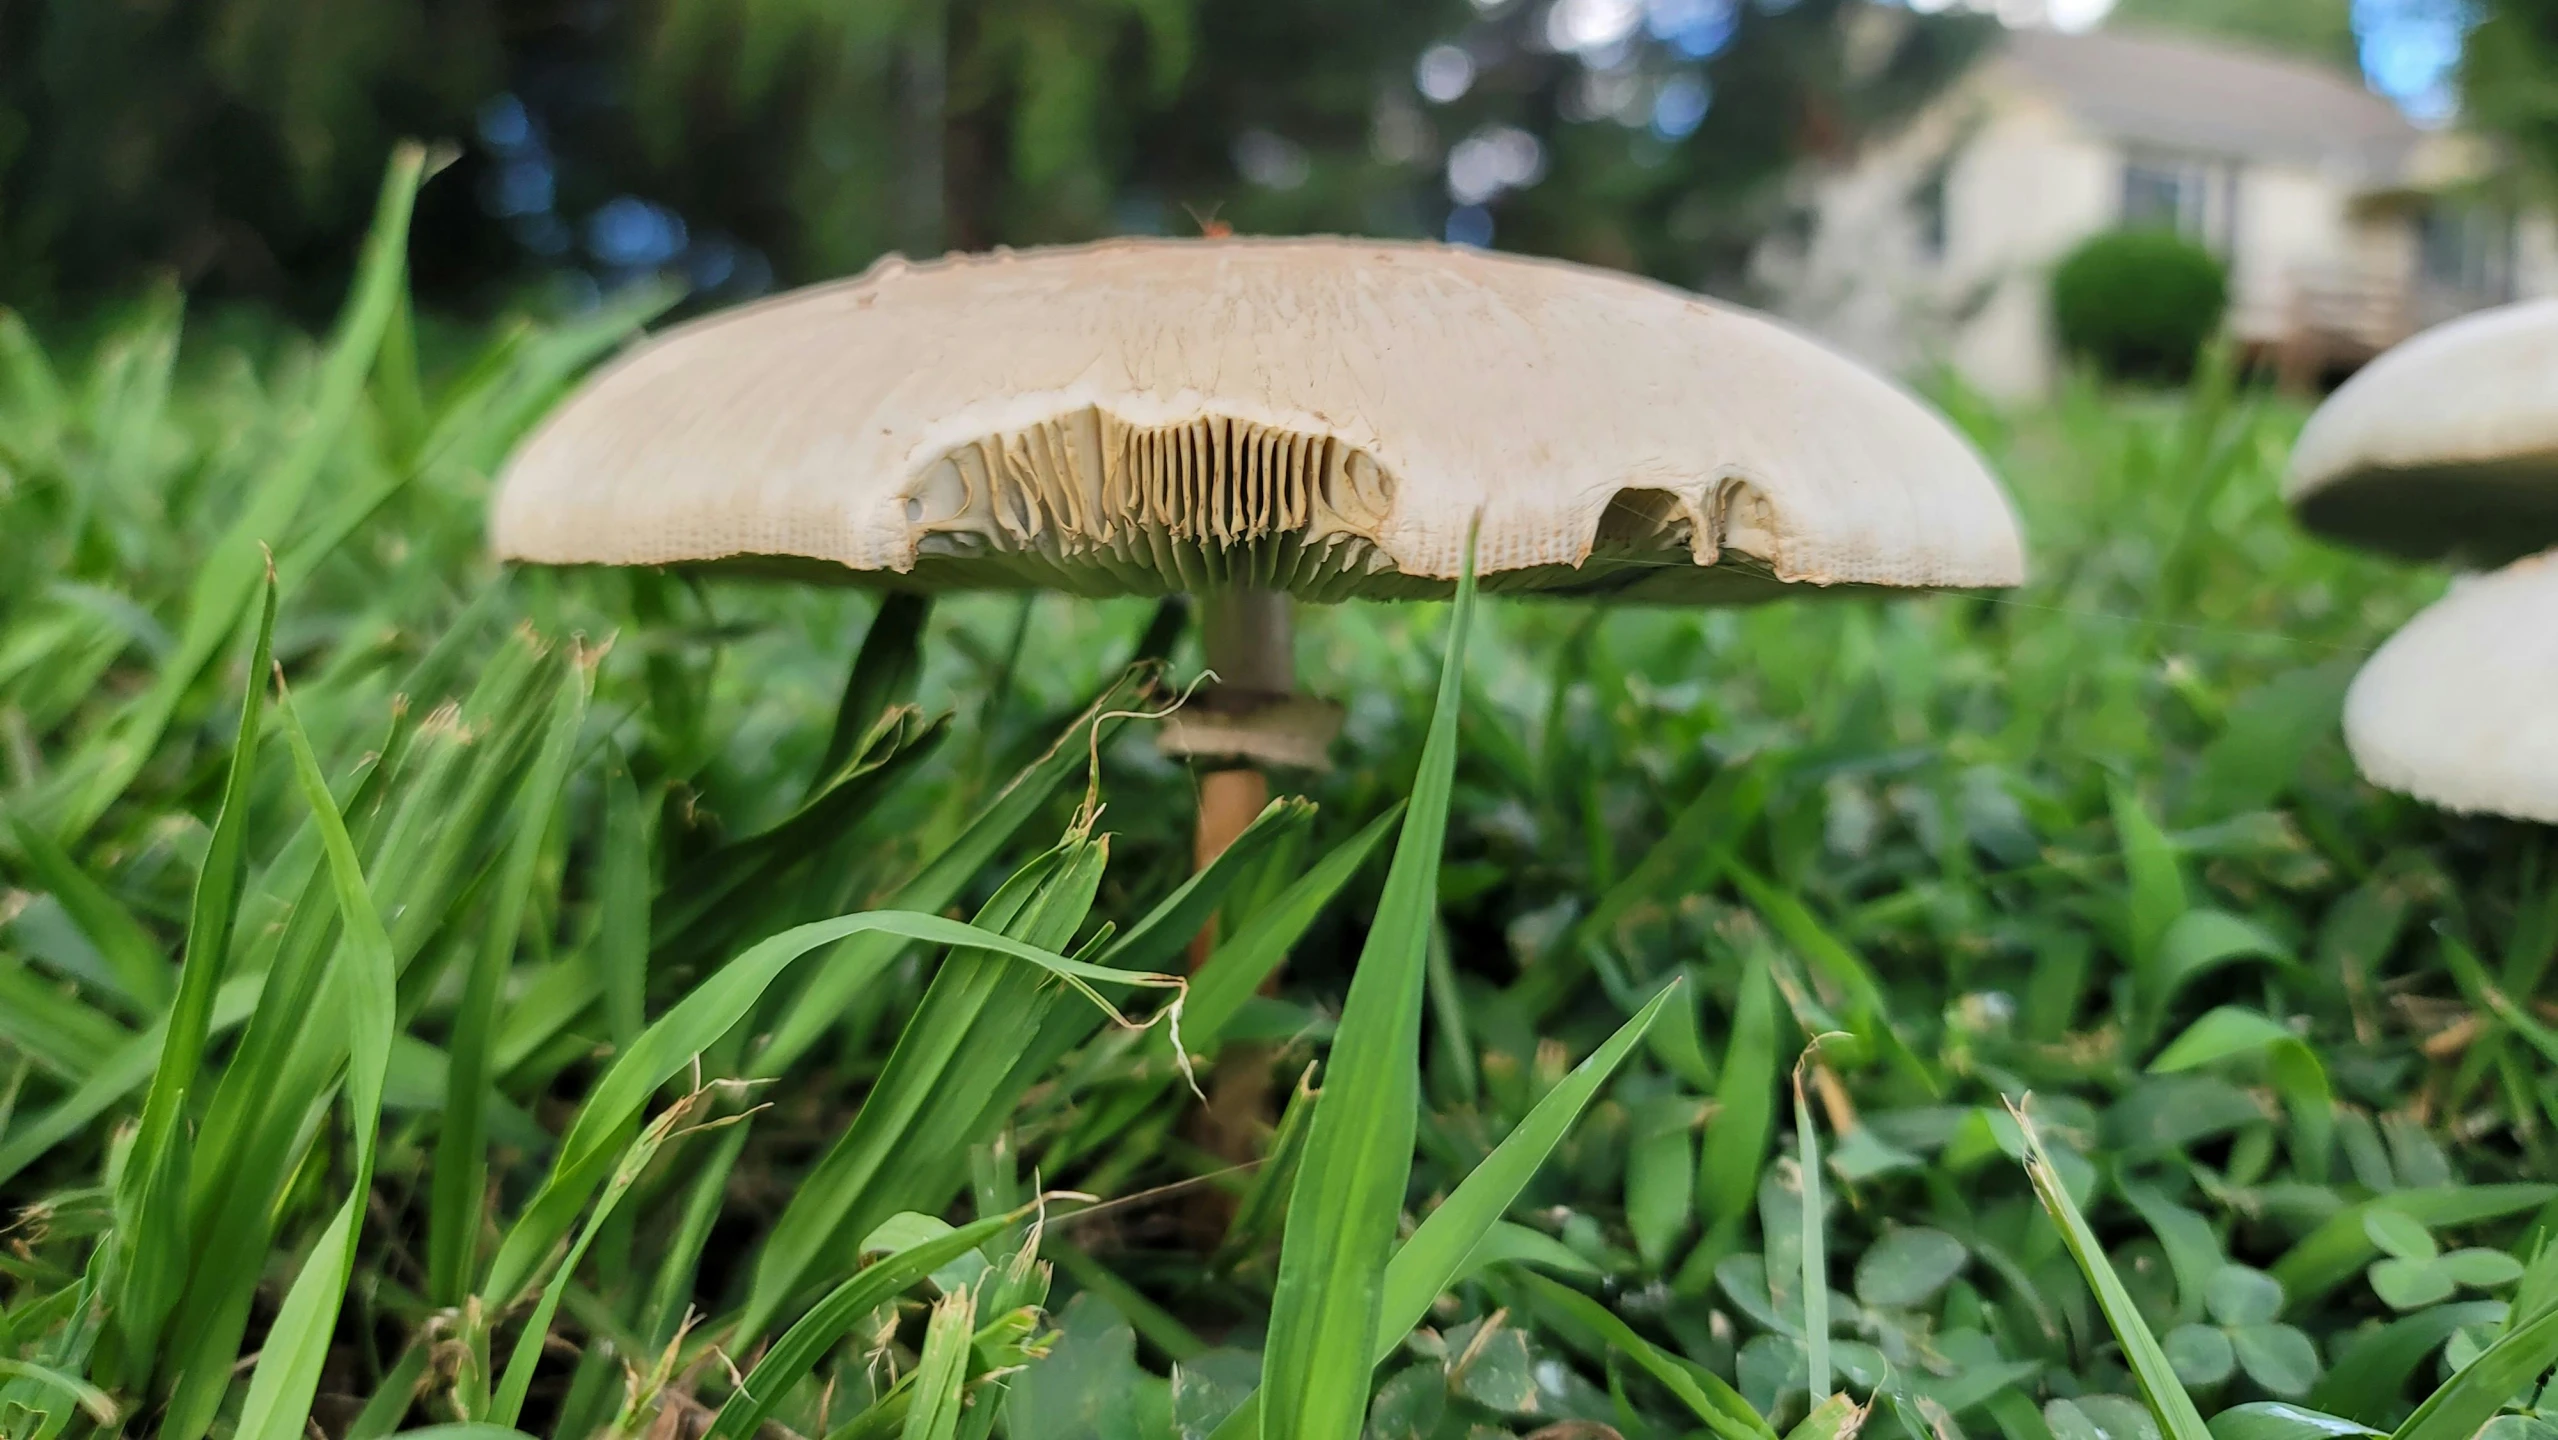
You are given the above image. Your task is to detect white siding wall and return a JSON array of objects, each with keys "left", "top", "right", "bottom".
[
  {"left": 2226, "top": 164, "right": 2347, "bottom": 344},
  {"left": 1753, "top": 78, "right": 2119, "bottom": 400},
  {"left": 1941, "top": 98, "right": 2116, "bottom": 397},
  {"left": 2518, "top": 214, "right": 2558, "bottom": 299},
  {"left": 1748, "top": 100, "right": 1962, "bottom": 379}
]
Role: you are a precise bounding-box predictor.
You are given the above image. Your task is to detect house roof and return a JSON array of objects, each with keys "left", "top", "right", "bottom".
[{"left": 1999, "top": 28, "right": 2420, "bottom": 180}]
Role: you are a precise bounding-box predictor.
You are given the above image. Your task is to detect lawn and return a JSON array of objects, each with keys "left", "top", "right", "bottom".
[{"left": 4, "top": 179, "right": 2556, "bottom": 1440}]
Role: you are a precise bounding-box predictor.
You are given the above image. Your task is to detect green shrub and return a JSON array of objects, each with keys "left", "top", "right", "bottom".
[{"left": 2051, "top": 227, "right": 2230, "bottom": 381}]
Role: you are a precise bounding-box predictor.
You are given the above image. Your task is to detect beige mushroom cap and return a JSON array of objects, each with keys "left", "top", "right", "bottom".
[
  {"left": 494, "top": 237, "right": 2025, "bottom": 602},
  {"left": 2344, "top": 549, "right": 2558, "bottom": 822},
  {"left": 2287, "top": 298, "right": 2558, "bottom": 567}
]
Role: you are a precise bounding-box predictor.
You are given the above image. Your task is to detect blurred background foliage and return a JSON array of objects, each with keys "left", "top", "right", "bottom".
[
  {"left": 2463, "top": 0, "right": 2558, "bottom": 194},
  {"left": 0, "top": 0, "right": 2238, "bottom": 318},
  {"left": 2104, "top": 0, "right": 2360, "bottom": 69},
  {"left": 0, "top": 0, "right": 2529, "bottom": 323}
]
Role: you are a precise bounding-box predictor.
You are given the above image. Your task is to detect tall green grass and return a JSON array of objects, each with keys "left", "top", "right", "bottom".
[{"left": 5, "top": 161, "right": 2554, "bottom": 1440}]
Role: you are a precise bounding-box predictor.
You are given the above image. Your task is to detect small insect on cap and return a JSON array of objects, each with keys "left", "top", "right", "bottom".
[
  {"left": 2288, "top": 298, "right": 2558, "bottom": 568},
  {"left": 493, "top": 237, "right": 2025, "bottom": 604}
]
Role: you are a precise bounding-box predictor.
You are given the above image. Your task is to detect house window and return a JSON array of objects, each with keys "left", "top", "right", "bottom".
[
  {"left": 2419, "top": 204, "right": 2516, "bottom": 302},
  {"left": 2120, "top": 151, "right": 2237, "bottom": 253},
  {"left": 2122, "top": 162, "right": 2193, "bottom": 231}
]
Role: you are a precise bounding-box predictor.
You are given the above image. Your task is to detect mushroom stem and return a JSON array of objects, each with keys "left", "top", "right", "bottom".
[
  {"left": 1185, "top": 592, "right": 1294, "bottom": 1177},
  {"left": 1193, "top": 768, "right": 1271, "bottom": 880},
  {"left": 1199, "top": 585, "right": 1295, "bottom": 698},
  {"left": 1188, "top": 587, "right": 1294, "bottom": 967}
]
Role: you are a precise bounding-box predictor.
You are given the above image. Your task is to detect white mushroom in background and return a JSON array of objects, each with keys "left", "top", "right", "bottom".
[
  {"left": 2344, "top": 555, "right": 2558, "bottom": 823},
  {"left": 495, "top": 235, "right": 2026, "bottom": 904},
  {"left": 2289, "top": 297, "right": 2558, "bottom": 569},
  {"left": 2287, "top": 298, "right": 2558, "bottom": 819}
]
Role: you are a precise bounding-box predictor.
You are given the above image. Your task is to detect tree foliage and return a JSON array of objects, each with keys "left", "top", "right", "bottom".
[
  {"left": 0, "top": 0, "right": 1993, "bottom": 313},
  {"left": 2463, "top": 0, "right": 2558, "bottom": 193},
  {"left": 2104, "top": 0, "right": 2359, "bottom": 70}
]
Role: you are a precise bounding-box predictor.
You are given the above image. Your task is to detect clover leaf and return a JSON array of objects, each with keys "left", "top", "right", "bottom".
[{"left": 2362, "top": 1213, "right": 2527, "bottom": 1313}]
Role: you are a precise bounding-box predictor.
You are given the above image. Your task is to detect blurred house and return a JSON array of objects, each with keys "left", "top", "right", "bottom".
[{"left": 1753, "top": 26, "right": 2558, "bottom": 397}]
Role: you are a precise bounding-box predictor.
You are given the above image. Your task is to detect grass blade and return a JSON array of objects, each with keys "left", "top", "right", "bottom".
[
  {"left": 898, "top": 1290, "right": 977, "bottom": 1440},
  {"left": 1381, "top": 981, "right": 1680, "bottom": 1351},
  {"left": 107, "top": 575, "right": 277, "bottom": 1380},
  {"left": 703, "top": 1212, "right": 1019, "bottom": 1440},
  {"left": 1519, "top": 761, "right": 1768, "bottom": 1019},
  {"left": 641, "top": 1120, "right": 751, "bottom": 1348},
  {"left": 489, "top": 1090, "right": 697, "bottom": 1427},
  {"left": 430, "top": 657, "right": 590, "bottom": 1303},
  {"left": 1728, "top": 865, "right": 1888, "bottom": 1022},
  {"left": 1259, "top": 534, "right": 1476, "bottom": 1440},
  {"left": 2442, "top": 933, "right": 2558, "bottom": 1071},
  {"left": 0, "top": 975, "right": 262, "bottom": 1185},
  {"left": 2150, "top": 1006, "right": 2332, "bottom": 1182},
  {"left": 1702, "top": 951, "right": 1780, "bottom": 1229},
  {"left": 129, "top": 576, "right": 274, "bottom": 1119},
  {"left": 2, "top": 813, "right": 168, "bottom": 1014},
  {"left": 742, "top": 838, "right": 1105, "bottom": 1340},
  {"left": 347, "top": 1346, "right": 432, "bottom": 1440},
  {"left": 1188, "top": 806, "right": 1400, "bottom": 1048},
  {"left": 1095, "top": 797, "right": 1314, "bottom": 978},
  {"left": 482, "top": 905, "right": 1163, "bottom": 1306},
  {"left": 1001, "top": 803, "right": 1327, "bottom": 1124},
  {"left": 1197, "top": 986, "right": 1674, "bottom": 1440},
  {"left": 230, "top": 671, "right": 400, "bottom": 1440},
  {"left": 814, "top": 593, "right": 931, "bottom": 793},
  {"left": 0, "top": 1360, "right": 117, "bottom": 1426},
  {"left": 598, "top": 741, "right": 651, "bottom": 1050},
  {"left": 754, "top": 665, "right": 1161, "bottom": 1076},
  {"left": 2011, "top": 1098, "right": 2212, "bottom": 1440},
  {"left": 1794, "top": 1048, "right": 1832, "bottom": 1402},
  {"left": 2308, "top": 1302, "right": 2503, "bottom": 1425},
  {"left": 1628, "top": 1093, "right": 1696, "bottom": 1274},
  {"left": 2384, "top": 1305, "right": 2558, "bottom": 1440},
  {"left": 1786, "top": 1393, "right": 1860, "bottom": 1440},
  {"left": 1426, "top": 921, "right": 1479, "bottom": 1104},
  {"left": 166, "top": 638, "right": 559, "bottom": 1419},
  {"left": 1046, "top": 1241, "right": 1210, "bottom": 1362},
  {"left": 2111, "top": 782, "right": 2186, "bottom": 976},
  {"left": 2120, "top": 1183, "right": 2226, "bottom": 1328},
  {"left": 0, "top": 964, "right": 128, "bottom": 1079},
  {"left": 1513, "top": 1269, "right": 1774, "bottom": 1440},
  {"left": 1035, "top": 810, "right": 1402, "bottom": 1174},
  {"left": 653, "top": 709, "right": 948, "bottom": 958}
]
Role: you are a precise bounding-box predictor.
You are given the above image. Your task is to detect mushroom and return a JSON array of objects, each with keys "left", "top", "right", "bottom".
[
  {"left": 493, "top": 237, "right": 2026, "bottom": 939},
  {"left": 2340, "top": 554, "right": 2558, "bottom": 822},
  {"left": 2287, "top": 297, "right": 2558, "bottom": 568},
  {"left": 2286, "top": 298, "right": 2558, "bottom": 819}
]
